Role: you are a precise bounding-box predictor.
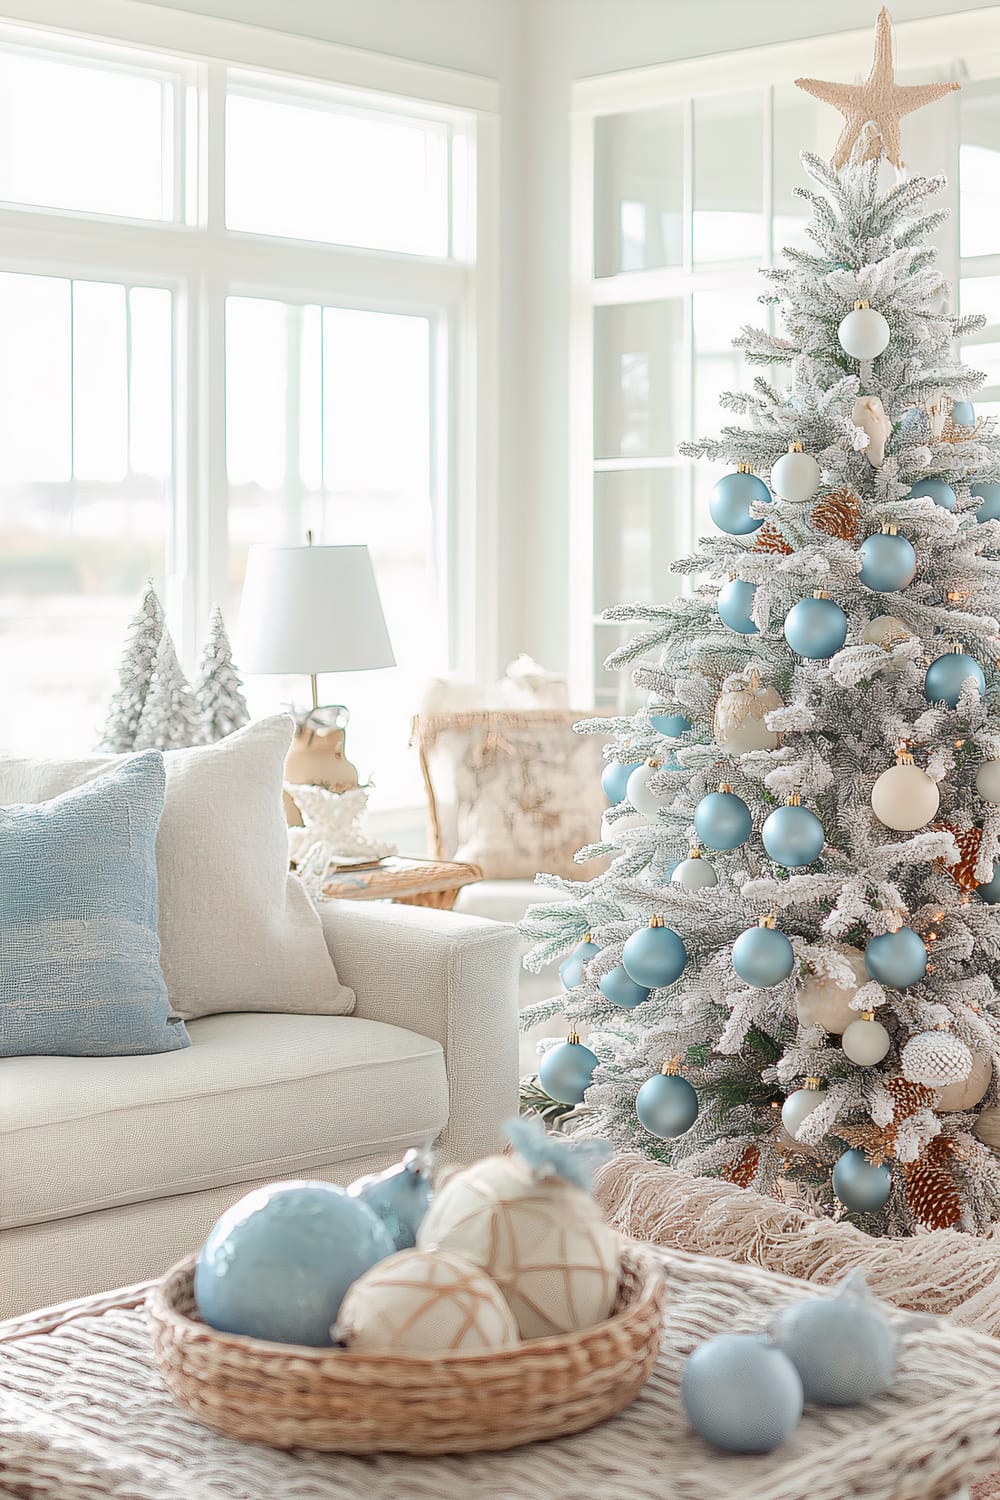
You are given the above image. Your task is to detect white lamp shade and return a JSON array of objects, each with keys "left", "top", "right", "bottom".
[{"left": 238, "top": 543, "right": 395, "bottom": 675}]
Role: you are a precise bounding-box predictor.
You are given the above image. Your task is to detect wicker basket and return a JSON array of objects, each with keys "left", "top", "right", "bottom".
[{"left": 146, "top": 1244, "right": 666, "bottom": 1455}]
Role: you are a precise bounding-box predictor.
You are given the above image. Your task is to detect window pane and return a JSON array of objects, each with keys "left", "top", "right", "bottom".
[
  {"left": 772, "top": 84, "right": 839, "bottom": 255},
  {"left": 227, "top": 298, "right": 439, "bottom": 808},
  {"left": 961, "top": 275, "right": 1000, "bottom": 325},
  {"left": 693, "top": 90, "right": 764, "bottom": 266},
  {"left": 593, "top": 104, "right": 684, "bottom": 276},
  {"left": 961, "top": 88, "right": 1000, "bottom": 258},
  {"left": 693, "top": 286, "right": 759, "bottom": 441},
  {"left": 0, "top": 46, "right": 172, "bottom": 219},
  {"left": 593, "top": 469, "right": 686, "bottom": 612},
  {"left": 593, "top": 624, "right": 642, "bottom": 714},
  {"left": 593, "top": 299, "right": 686, "bottom": 459},
  {"left": 226, "top": 86, "right": 449, "bottom": 256},
  {"left": 0, "top": 273, "right": 172, "bottom": 752}
]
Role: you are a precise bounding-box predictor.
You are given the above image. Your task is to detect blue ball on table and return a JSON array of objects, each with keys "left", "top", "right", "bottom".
[
  {"left": 732, "top": 922, "right": 795, "bottom": 987},
  {"left": 858, "top": 530, "right": 916, "bottom": 593},
  {"left": 864, "top": 926, "right": 927, "bottom": 988},
  {"left": 832, "top": 1148, "right": 892, "bottom": 1213},
  {"left": 709, "top": 470, "right": 772, "bottom": 536},
  {"left": 560, "top": 936, "right": 600, "bottom": 989},
  {"left": 783, "top": 595, "right": 848, "bottom": 659},
  {"left": 538, "top": 1033, "right": 600, "bottom": 1105},
  {"left": 717, "top": 578, "right": 758, "bottom": 635},
  {"left": 598, "top": 965, "right": 650, "bottom": 1009},
  {"left": 762, "top": 802, "right": 825, "bottom": 868},
  {"left": 636, "top": 1069, "right": 699, "bottom": 1139},
  {"left": 681, "top": 1333, "right": 803, "bottom": 1454},
  {"left": 693, "top": 787, "right": 752, "bottom": 851},
  {"left": 924, "top": 649, "right": 985, "bottom": 709},
  {"left": 622, "top": 919, "right": 687, "bottom": 988},
  {"left": 771, "top": 1274, "right": 897, "bottom": 1405},
  {"left": 907, "top": 477, "right": 956, "bottom": 512},
  {"left": 602, "top": 759, "right": 641, "bottom": 805},
  {"left": 973, "top": 482, "right": 1000, "bottom": 524},
  {"left": 194, "top": 1181, "right": 394, "bottom": 1346}
]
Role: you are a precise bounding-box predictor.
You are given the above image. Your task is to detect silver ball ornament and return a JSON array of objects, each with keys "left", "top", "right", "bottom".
[
  {"left": 977, "top": 760, "right": 1000, "bottom": 803},
  {"left": 832, "top": 1148, "right": 892, "bottom": 1213},
  {"left": 626, "top": 760, "right": 671, "bottom": 817},
  {"left": 780, "top": 1080, "right": 827, "bottom": 1139}
]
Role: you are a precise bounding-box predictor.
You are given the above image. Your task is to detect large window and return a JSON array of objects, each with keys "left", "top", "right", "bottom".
[
  {"left": 573, "top": 16, "right": 1000, "bottom": 710},
  {"left": 0, "top": 16, "right": 492, "bottom": 808}
]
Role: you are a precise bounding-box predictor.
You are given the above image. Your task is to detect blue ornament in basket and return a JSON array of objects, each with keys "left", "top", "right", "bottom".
[
  {"left": 347, "top": 1144, "right": 435, "bottom": 1252},
  {"left": 682, "top": 1333, "right": 803, "bottom": 1454},
  {"left": 195, "top": 1180, "right": 394, "bottom": 1346},
  {"left": 771, "top": 1270, "right": 898, "bottom": 1405}
]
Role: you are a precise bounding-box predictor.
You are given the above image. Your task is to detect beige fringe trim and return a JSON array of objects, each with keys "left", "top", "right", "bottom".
[{"left": 595, "top": 1153, "right": 1000, "bottom": 1333}]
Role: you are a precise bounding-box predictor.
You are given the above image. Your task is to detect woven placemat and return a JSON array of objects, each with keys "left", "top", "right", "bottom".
[{"left": 1, "top": 1244, "right": 999, "bottom": 1499}]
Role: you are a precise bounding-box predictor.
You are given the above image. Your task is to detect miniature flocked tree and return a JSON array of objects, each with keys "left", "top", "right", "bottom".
[
  {"left": 134, "top": 631, "right": 205, "bottom": 751},
  {"left": 522, "top": 13, "right": 1000, "bottom": 1235},
  {"left": 195, "top": 605, "right": 250, "bottom": 742},
  {"left": 98, "top": 579, "right": 165, "bottom": 751}
]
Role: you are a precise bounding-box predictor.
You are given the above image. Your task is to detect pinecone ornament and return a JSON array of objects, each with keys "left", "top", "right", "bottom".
[
  {"left": 811, "top": 487, "right": 861, "bottom": 543},
  {"left": 753, "top": 521, "right": 793, "bottom": 556},
  {"left": 934, "top": 823, "right": 982, "bottom": 893},
  {"left": 903, "top": 1137, "right": 962, "bottom": 1230},
  {"left": 722, "top": 1144, "right": 760, "bottom": 1187},
  {"left": 901, "top": 1031, "right": 974, "bottom": 1088}
]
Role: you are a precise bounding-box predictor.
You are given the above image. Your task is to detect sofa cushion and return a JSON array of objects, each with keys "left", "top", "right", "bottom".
[
  {"left": 0, "top": 717, "right": 354, "bottom": 1022},
  {"left": 0, "top": 753, "right": 189, "bottom": 1059},
  {"left": 0, "top": 1012, "right": 448, "bottom": 1230}
]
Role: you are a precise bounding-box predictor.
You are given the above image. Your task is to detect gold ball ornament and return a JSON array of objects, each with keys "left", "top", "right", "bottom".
[
  {"left": 870, "top": 749, "right": 940, "bottom": 832},
  {"left": 795, "top": 946, "right": 868, "bottom": 1035},
  {"left": 713, "top": 670, "right": 783, "bottom": 756},
  {"left": 336, "top": 1249, "right": 519, "bottom": 1353},
  {"left": 416, "top": 1151, "right": 620, "bottom": 1339},
  {"left": 936, "top": 1048, "right": 993, "bottom": 1112}
]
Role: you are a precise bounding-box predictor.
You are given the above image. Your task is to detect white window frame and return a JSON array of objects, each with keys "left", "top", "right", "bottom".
[
  {"left": 570, "top": 8, "right": 1000, "bottom": 708},
  {"left": 0, "top": 0, "right": 500, "bottom": 693}
]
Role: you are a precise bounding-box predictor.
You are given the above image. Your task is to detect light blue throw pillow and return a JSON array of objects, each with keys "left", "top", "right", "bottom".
[{"left": 0, "top": 751, "right": 189, "bottom": 1057}]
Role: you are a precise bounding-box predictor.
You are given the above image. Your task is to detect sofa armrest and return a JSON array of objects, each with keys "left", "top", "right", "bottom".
[{"left": 318, "top": 900, "right": 520, "bottom": 1164}]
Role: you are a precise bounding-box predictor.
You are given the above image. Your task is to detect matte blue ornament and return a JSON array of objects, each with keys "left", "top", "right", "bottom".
[
  {"left": 771, "top": 1270, "right": 898, "bottom": 1405},
  {"left": 598, "top": 965, "right": 650, "bottom": 1009},
  {"left": 538, "top": 1032, "right": 599, "bottom": 1105},
  {"left": 978, "top": 862, "right": 1000, "bottom": 904},
  {"left": 783, "top": 594, "right": 848, "bottom": 659},
  {"left": 636, "top": 1068, "right": 699, "bottom": 1139},
  {"left": 709, "top": 469, "right": 772, "bottom": 536},
  {"left": 924, "top": 648, "right": 986, "bottom": 709},
  {"left": 347, "top": 1146, "right": 434, "bottom": 1252},
  {"left": 194, "top": 1181, "right": 394, "bottom": 1346},
  {"left": 622, "top": 918, "right": 687, "bottom": 988},
  {"left": 762, "top": 800, "right": 825, "bottom": 868},
  {"left": 693, "top": 786, "right": 752, "bottom": 851},
  {"left": 864, "top": 926, "right": 927, "bottom": 988},
  {"left": 951, "top": 399, "right": 976, "bottom": 426},
  {"left": 732, "top": 920, "right": 795, "bottom": 988},
  {"left": 649, "top": 707, "right": 692, "bottom": 738},
  {"left": 907, "top": 477, "right": 957, "bottom": 512},
  {"left": 602, "top": 760, "right": 641, "bottom": 804},
  {"left": 858, "top": 529, "right": 916, "bottom": 593},
  {"left": 832, "top": 1148, "right": 892, "bottom": 1214},
  {"left": 717, "top": 578, "right": 758, "bottom": 635},
  {"left": 973, "top": 482, "right": 1000, "bottom": 524},
  {"left": 681, "top": 1333, "right": 803, "bottom": 1454},
  {"left": 560, "top": 936, "right": 600, "bottom": 989}
]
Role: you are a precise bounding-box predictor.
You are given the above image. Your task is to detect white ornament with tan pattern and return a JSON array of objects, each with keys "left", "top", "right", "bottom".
[
  {"left": 335, "top": 1248, "right": 519, "bottom": 1354},
  {"left": 417, "top": 1117, "right": 620, "bottom": 1340}
]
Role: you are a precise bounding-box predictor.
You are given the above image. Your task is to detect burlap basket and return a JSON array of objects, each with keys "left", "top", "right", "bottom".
[{"left": 147, "top": 1244, "right": 666, "bottom": 1455}]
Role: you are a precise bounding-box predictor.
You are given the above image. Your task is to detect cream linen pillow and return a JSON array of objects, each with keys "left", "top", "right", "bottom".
[{"left": 0, "top": 716, "right": 354, "bottom": 1022}]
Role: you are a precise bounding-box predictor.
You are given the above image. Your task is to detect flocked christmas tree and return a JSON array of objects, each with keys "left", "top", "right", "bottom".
[
  {"left": 523, "top": 11, "right": 1000, "bottom": 1236},
  {"left": 134, "top": 631, "right": 205, "bottom": 751},
  {"left": 195, "top": 605, "right": 250, "bottom": 742},
  {"left": 98, "top": 579, "right": 165, "bottom": 751}
]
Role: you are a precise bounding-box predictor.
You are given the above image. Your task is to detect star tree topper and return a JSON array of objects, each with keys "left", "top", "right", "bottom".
[{"left": 796, "top": 7, "right": 958, "bottom": 170}]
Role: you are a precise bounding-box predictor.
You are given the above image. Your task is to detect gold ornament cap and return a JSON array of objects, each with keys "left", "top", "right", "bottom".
[
  {"left": 895, "top": 742, "right": 915, "bottom": 766},
  {"left": 649, "top": 914, "right": 665, "bottom": 929},
  {"left": 661, "top": 1056, "right": 682, "bottom": 1076},
  {"left": 737, "top": 461, "right": 754, "bottom": 474},
  {"left": 787, "top": 440, "right": 804, "bottom": 453},
  {"left": 880, "top": 521, "right": 898, "bottom": 536},
  {"left": 812, "top": 589, "right": 831, "bottom": 600},
  {"left": 785, "top": 792, "right": 802, "bottom": 807},
  {"left": 860, "top": 1010, "right": 876, "bottom": 1023},
  {"left": 854, "top": 298, "right": 871, "bottom": 311},
  {"left": 759, "top": 913, "right": 778, "bottom": 929},
  {"left": 718, "top": 782, "right": 734, "bottom": 794},
  {"left": 566, "top": 1029, "right": 581, "bottom": 1046},
  {"left": 804, "top": 1075, "right": 823, "bottom": 1090},
  {"left": 688, "top": 845, "right": 702, "bottom": 859}
]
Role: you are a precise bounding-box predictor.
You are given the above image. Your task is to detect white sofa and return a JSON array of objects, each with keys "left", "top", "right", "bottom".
[{"left": 0, "top": 900, "right": 520, "bottom": 1319}]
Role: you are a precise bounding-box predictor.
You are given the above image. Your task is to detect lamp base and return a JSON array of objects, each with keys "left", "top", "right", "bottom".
[{"left": 283, "top": 705, "right": 360, "bottom": 828}]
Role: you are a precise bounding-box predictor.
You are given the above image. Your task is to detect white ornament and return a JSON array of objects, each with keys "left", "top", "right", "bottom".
[
  {"left": 841, "top": 1015, "right": 892, "bottom": 1066},
  {"left": 713, "top": 671, "right": 782, "bottom": 756},
  {"left": 870, "top": 755, "right": 940, "bottom": 832},
  {"left": 771, "top": 445, "right": 822, "bottom": 503},
  {"left": 901, "top": 1031, "right": 974, "bottom": 1088},
  {"left": 626, "top": 760, "right": 671, "bottom": 817},
  {"left": 974, "top": 1106, "right": 1000, "bottom": 1153},
  {"left": 795, "top": 947, "right": 867, "bottom": 1035},
  {"left": 336, "top": 1248, "right": 519, "bottom": 1353},
  {"left": 852, "top": 395, "right": 893, "bottom": 468},
  {"left": 601, "top": 807, "right": 647, "bottom": 844},
  {"left": 671, "top": 849, "right": 718, "bottom": 891},
  {"left": 976, "top": 760, "right": 1000, "bottom": 804},
  {"left": 936, "top": 1048, "right": 993, "bottom": 1111},
  {"left": 862, "top": 616, "right": 913, "bottom": 650},
  {"left": 838, "top": 305, "right": 891, "bottom": 360},
  {"left": 416, "top": 1151, "right": 620, "bottom": 1339},
  {"left": 780, "top": 1080, "right": 828, "bottom": 1138}
]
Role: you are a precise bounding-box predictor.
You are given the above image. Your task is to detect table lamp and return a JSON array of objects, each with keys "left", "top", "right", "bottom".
[{"left": 238, "top": 539, "right": 395, "bottom": 819}]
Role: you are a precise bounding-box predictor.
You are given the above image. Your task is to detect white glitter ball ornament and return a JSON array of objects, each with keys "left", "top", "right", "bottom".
[
  {"left": 416, "top": 1123, "right": 620, "bottom": 1339},
  {"left": 335, "top": 1248, "right": 518, "bottom": 1353},
  {"left": 901, "top": 1031, "right": 974, "bottom": 1088}
]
